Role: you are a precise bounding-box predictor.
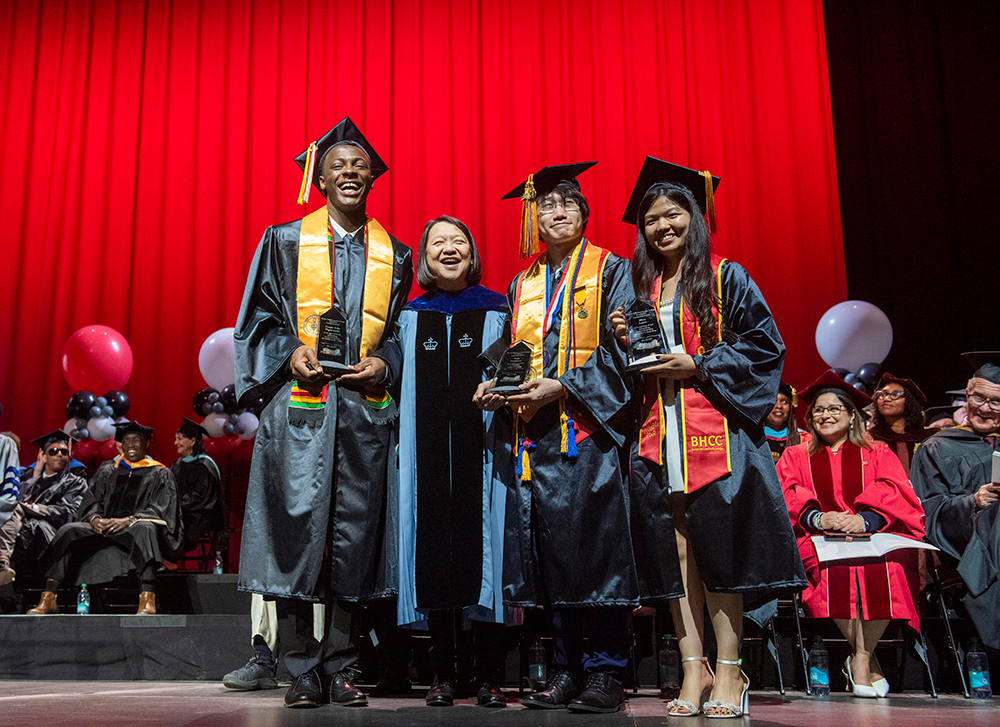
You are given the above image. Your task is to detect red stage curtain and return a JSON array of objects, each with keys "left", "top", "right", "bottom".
[{"left": 0, "top": 0, "right": 844, "bottom": 463}]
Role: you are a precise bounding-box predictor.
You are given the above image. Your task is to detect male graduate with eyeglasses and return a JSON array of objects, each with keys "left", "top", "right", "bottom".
[
  {"left": 911, "top": 351, "right": 1000, "bottom": 649},
  {"left": 0, "top": 431, "right": 88, "bottom": 587}
]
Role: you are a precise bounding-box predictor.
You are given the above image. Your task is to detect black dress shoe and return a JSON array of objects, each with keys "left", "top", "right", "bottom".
[
  {"left": 328, "top": 670, "right": 368, "bottom": 706},
  {"left": 284, "top": 669, "right": 325, "bottom": 708},
  {"left": 567, "top": 671, "right": 626, "bottom": 713},
  {"left": 477, "top": 682, "right": 507, "bottom": 708},
  {"left": 425, "top": 679, "right": 456, "bottom": 706},
  {"left": 521, "top": 669, "right": 580, "bottom": 709}
]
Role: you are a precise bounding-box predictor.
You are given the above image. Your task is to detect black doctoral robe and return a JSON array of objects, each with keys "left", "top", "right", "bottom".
[
  {"left": 169, "top": 455, "right": 223, "bottom": 556},
  {"left": 911, "top": 426, "right": 1000, "bottom": 648},
  {"left": 626, "top": 262, "right": 807, "bottom": 606},
  {"left": 492, "top": 252, "right": 639, "bottom": 608},
  {"left": 12, "top": 469, "right": 88, "bottom": 567},
  {"left": 235, "top": 216, "right": 412, "bottom": 602}
]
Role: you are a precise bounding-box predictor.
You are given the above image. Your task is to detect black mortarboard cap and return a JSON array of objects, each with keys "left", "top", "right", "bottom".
[
  {"left": 622, "top": 156, "right": 721, "bottom": 225},
  {"left": 962, "top": 351, "right": 1000, "bottom": 384},
  {"left": 32, "top": 430, "right": 73, "bottom": 451},
  {"left": 114, "top": 421, "right": 153, "bottom": 442},
  {"left": 294, "top": 116, "right": 388, "bottom": 204},
  {"left": 501, "top": 162, "right": 598, "bottom": 200},
  {"left": 178, "top": 416, "right": 209, "bottom": 441},
  {"left": 924, "top": 405, "right": 957, "bottom": 422}
]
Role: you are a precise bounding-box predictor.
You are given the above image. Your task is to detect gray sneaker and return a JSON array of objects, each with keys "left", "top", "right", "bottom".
[{"left": 223, "top": 655, "right": 278, "bottom": 690}]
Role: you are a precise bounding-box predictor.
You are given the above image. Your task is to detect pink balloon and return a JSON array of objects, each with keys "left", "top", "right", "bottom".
[
  {"left": 62, "top": 325, "right": 133, "bottom": 393},
  {"left": 198, "top": 327, "right": 236, "bottom": 391}
]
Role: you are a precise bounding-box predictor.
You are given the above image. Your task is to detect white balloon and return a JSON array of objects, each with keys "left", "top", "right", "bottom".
[
  {"left": 201, "top": 413, "right": 228, "bottom": 438},
  {"left": 63, "top": 418, "right": 77, "bottom": 436},
  {"left": 815, "top": 301, "right": 893, "bottom": 372},
  {"left": 236, "top": 412, "right": 259, "bottom": 440},
  {"left": 198, "top": 327, "right": 236, "bottom": 392},
  {"left": 87, "top": 416, "right": 117, "bottom": 442}
]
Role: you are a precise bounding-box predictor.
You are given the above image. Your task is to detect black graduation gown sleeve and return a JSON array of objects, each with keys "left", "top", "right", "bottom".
[
  {"left": 910, "top": 428, "right": 993, "bottom": 560},
  {"left": 234, "top": 223, "right": 305, "bottom": 406},
  {"left": 22, "top": 472, "right": 88, "bottom": 529},
  {"left": 691, "top": 262, "right": 786, "bottom": 429}
]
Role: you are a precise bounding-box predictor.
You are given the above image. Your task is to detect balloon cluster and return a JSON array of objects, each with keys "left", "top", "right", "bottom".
[
  {"left": 192, "top": 385, "right": 262, "bottom": 440},
  {"left": 830, "top": 362, "right": 883, "bottom": 397},
  {"left": 62, "top": 390, "right": 131, "bottom": 461},
  {"left": 815, "top": 301, "right": 893, "bottom": 375}
]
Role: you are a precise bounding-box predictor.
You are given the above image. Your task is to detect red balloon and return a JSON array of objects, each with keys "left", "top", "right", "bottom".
[
  {"left": 220, "top": 434, "right": 242, "bottom": 454},
  {"left": 201, "top": 436, "right": 223, "bottom": 460},
  {"left": 73, "top": 438, "right": 101, "bottom": 460},
  {"left": 62, "top": 325, "right": 134, "bottom": 393},
  {"left": 99, "top": 438, "right": 119, "bottom": 461}
]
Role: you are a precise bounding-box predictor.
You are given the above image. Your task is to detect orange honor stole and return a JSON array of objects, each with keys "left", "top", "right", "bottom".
[
  {"left": 638, "top": 255, "right": 732, "bottom": 493},
  {"left": 290, "top": 206, "right": 395, "bottom": 412},
  {"left": 511, "top": 239, "right": 609, "bottom": 478}
]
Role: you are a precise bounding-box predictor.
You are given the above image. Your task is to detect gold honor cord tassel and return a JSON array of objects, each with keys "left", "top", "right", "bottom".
[
  {"left": 297, "top": 142, "right": 318, "bottom": 205},
  {"left": 520, "top": 173, "right": 538, "bottom": 259},
  {"left": 702, "top": 170, "right": 717, "bottom": 233}
]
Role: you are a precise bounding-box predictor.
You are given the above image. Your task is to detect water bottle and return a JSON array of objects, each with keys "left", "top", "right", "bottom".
[
  {"left": 658, "top": 634, "right": 681, "bottom": 698},
  {"left": 967, "top": 637, "right": 992, "bottom": 699},
  {"left": 528, "top": 638, "right": 547, "bottom": 690},
  {"left": 77, "top": 583, "right": 90, "bottom": 614},
  {"left": 808, "top": 635, "right": 830, "bottom": 696},
  {"left": 213, "top": 550, "right": 224, "bottom": 575}
]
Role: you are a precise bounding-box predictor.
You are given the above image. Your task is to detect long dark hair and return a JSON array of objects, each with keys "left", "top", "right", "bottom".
[
  {"left": 804, "top": 389, "right": 872, "bottom": 456},
  {"left": 631, "top": 183, "right": 721, "bottom": 349},
  {"left": 870, "top": 389, "right": 926, "bottom": 431}
]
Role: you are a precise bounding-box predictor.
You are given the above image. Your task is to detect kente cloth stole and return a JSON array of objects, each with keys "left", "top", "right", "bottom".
[
  {"left": 510, "top": 239, "right": 609, "bottom": 479},
  {"left": 638, "top": 255, "right": 732, "bottom": 493},
  {"left": 810, "top": 443, "right": 891, "bottom": 619},
  {"left": 114, "top": 455, "right": 163, "bottom": 470},
  {"left": 290, "top": 206, "right": 394, "bottom": 424}
]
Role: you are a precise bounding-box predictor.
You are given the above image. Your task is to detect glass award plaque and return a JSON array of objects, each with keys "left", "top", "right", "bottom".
[
  {"left": 490, "top": 341, "right": 534, "bottom": 395},
  {"left": 317, "top": 307, "right": 353, "bottom": 376},
  {"left": 625, "top": 298, "right": 667, "bottom": 372}
]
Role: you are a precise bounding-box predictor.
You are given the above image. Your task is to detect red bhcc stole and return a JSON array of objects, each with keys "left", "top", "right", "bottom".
[
  {"left": 637, "top": 255, "right": 732, "bottom": 493},
  {"left": 510, "top": 239, "right": 610, "bottom": 480},
  {"left": 289, "top": 206, "right": 395, "bottom": 422}
]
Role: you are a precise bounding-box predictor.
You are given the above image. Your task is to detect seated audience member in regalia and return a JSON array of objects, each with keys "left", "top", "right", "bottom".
[
  {"left": 911, "top": 352, "right": 1000, "bottom": 649},
  {"left": 376, "top": 216, "right": 510, "bottom": 708},
  {"left": 27, "top": 421, "right": 181, "bottom": 615},
  {"left": 164, "top": 417, "right": 222, "bottom": 562},
  {"left": 0, "top": 431, "right": 88, "bottom": 586},
  {"left": 777, "top": 371, "right": 926, "bottom": 697},
  {"left": 868, "top": 373, "right": 936, "bottom": 476},
  {"left": 765, "top": 381, "right": 808, "bottom": 463}
]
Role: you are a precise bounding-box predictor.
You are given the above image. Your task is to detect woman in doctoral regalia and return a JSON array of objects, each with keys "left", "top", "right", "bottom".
[
  {"left": 777, "top": 371, "right": 926, "bottom": 697},
  {"left": 611, "top": 158, "right": 806, "bottom": 718},
  {"left": 378, "top": 216, "right": 510, "bottom": 709}
]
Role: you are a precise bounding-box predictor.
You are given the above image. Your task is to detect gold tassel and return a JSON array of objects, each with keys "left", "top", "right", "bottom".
[
  {"left": 520, "top": 173, "right": 538, "bottom": 258},
  {"left": 702, "top": 170, "right": 717, "bottom": 233},
  {"left": 559, "top": 405, "right": 569, "bottom": 454},
  {"left": 521, "top": 446, "right": 531, "bottom": 481},
  {"left": 791, "top": 386, "right": 799, "bottom": 410},
  {"left": 297, "top": 141, "right": 318, "bottom": 205}
]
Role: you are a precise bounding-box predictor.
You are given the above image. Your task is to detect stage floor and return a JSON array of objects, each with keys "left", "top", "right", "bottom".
[{"left": 0, "top": 683, "right": 994, "bottom": 726}]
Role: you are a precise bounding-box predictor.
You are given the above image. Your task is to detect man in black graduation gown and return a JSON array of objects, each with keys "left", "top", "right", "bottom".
[
  {"left": 165, "top": 417, "right": 222, "bottom": 560},
  {"left": 476, "top": 164, "right": 638, "bottom": 713},
  {"left": 0, "top": 431, "right": 88, "bottom": 586},
  {"left": 234, "top": 117, "right": 412, "bottom": 708},
  {"left": 28, "top": 422, "right": 181, "bottom": 615},
  {"left": 911, "top": 352, "right": 1000, "bottom": 649}
]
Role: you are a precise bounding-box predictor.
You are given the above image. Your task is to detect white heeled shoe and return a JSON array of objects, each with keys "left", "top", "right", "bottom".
[
  {"left": 666, "top": 657, "right": 714, "bottom": 717},
  {"left": 843, "top": 656, "right": 878, "bottom": 698},
  {"left": 872, "top": 677, "right": 890, "bottom": 697},
  {"left": 704, "top": 658, "right": 749, "bottom": 718}
]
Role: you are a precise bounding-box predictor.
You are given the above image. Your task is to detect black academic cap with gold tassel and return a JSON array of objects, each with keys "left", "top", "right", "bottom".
[
  {"left": 293, "top": 116, "right": 388, "bottom": 205},
  {"left": 622, "top": 156, "right": 721, "bottom": 233},
  {"left": 502, "top": 161, "right": 598, "bottom": 259}
]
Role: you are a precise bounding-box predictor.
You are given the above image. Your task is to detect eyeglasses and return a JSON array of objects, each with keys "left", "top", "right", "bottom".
[
  {"left": 812, "top": 405, "right": 847, "bottom": 417},
  {"left": 968, "top": 392, "right": 1000, "bottom": 412},
  {"left": 46, "top": 448, "right": 69, "bottom": 456},
  {"left": 537, "top": 199, "right": 581, "bottom": 216},
  {"left": 873, "top": 390, "right": 905, "bottom": 401}
]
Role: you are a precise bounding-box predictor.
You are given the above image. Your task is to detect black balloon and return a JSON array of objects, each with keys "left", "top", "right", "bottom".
[
  {"left": 856, "top": 362, "right": 883, "bottom": 386},
  {"left": 245, "top": 396, "right": 266, "bottom": 415},
  {"left": 213, "top": 402, "right": 225, "bottom": 414},
  {"left": 68, "top": 391, "right": 97, "bottom": 419},
  {"left": 192, "top": 387, "right": 218, "bottom": 417},
  {"left": 201, "top": 403, "right": 213, "bottom": 416},
  {"left": 208, "top": 392, "right": 220, "bottom": 404},
  {"left": 220, "top": 384, "right": 238, "bottom": 414},
  {"left": 831, "top": 367, "right": 851, "bottom": 380},
  {"left": 843, "top": 373, "right": 858, "bottom": 385},
  {"left": 853, "top": 381, "right": 871, "bottom": 395},
  {"left": 77, "top": 427, "right": 90, "bottom": 440},
  {"left": 104, "top": 390, "right": 130, "bottom": 418},
  {"left": 89, "top": 405, "right": 102, "bottom": 419}
]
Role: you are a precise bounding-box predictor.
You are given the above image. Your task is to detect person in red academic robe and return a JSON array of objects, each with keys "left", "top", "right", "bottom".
[{"left": 777, "top": 370, "right": 926, "bottom": 698}]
